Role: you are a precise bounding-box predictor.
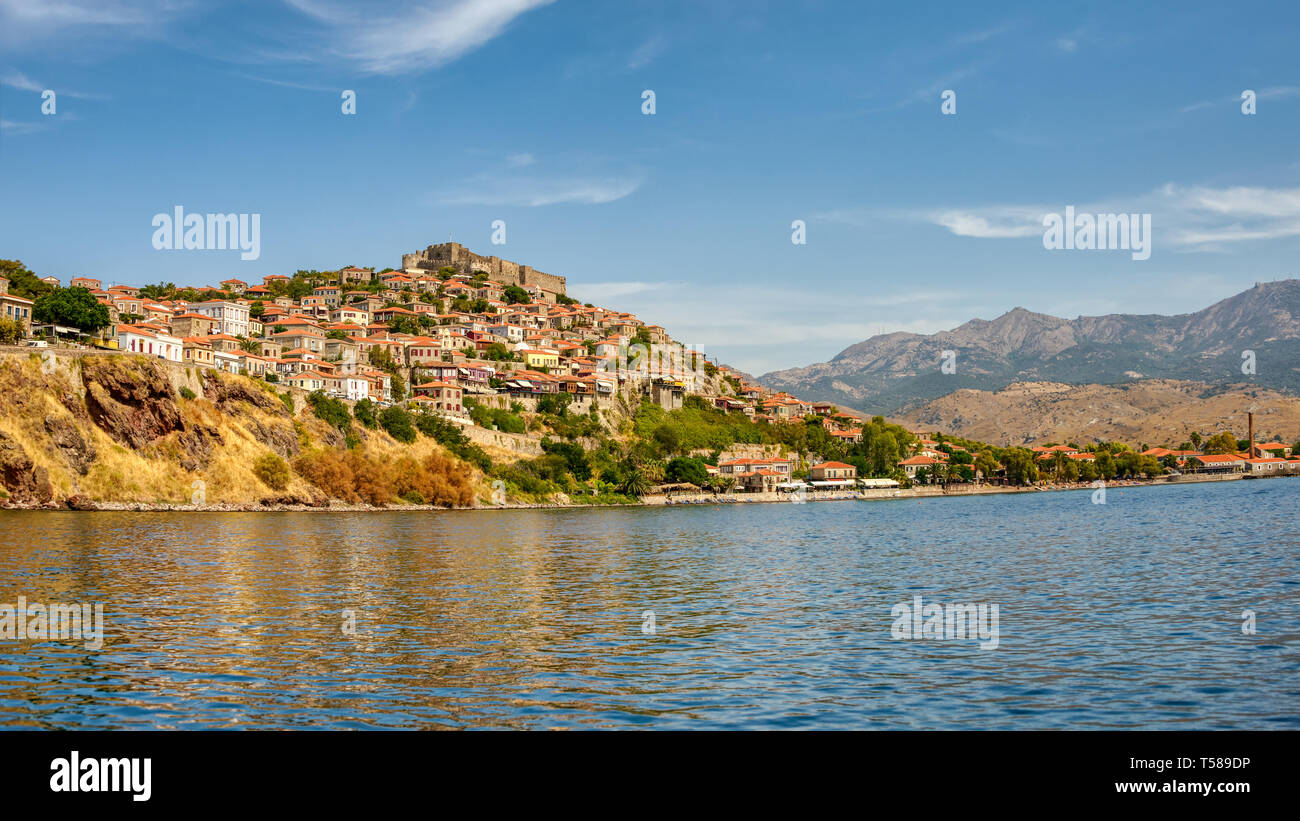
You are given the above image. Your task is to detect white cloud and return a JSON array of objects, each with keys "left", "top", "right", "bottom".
[
  {"left": 626, "top": 33, "right": 665, "bottom": 69},
  {"left": 951, "top": 21, "right": 1019, "bottom": 45},
  {"left": 233, "top": 72, "right": 336, "bottom": 92},
  {"left": 282, "top": 0, "right": 554, "bottom": 75},
  {"left": 0, "top": 118, "right": 48, "bottom": 135},
  {"left": 568, "top": 280, "right": 970, "bottom": 374},
  {"left": 435, "top": 154, "right": 642, "bottom": 207},
  {"left": 1180, "top": 87, "right": 1300, "bottom": 116},
  {"left": 929, "top": 208, "right": 1044, "bottom": 239},
  {"left": 2, "top": 69, "right": 109, "bottom": 99},
  {"left": 896, "top": 183, "right": 1300, "bottom": 250},
  {"left": 1258, "top": 86, "right": 1300, "bottom": 100},
  {"left": 437, "top": 174, "right": 641, "bottom": 207},
  {"left": 0, "top": 0, "right": 190, "bottom": 47}
]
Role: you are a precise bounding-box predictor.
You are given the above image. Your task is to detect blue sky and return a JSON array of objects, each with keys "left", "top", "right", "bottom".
[{"left": 2, "top": 0, "right": 1298, "bottom": 374}]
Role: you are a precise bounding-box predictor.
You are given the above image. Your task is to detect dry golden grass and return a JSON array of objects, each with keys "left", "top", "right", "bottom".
[{"left": 0, "top": 351, "right": 485, "bottom": 506}]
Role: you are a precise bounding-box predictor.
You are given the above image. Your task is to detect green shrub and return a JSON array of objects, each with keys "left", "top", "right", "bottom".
[
  {"left": 379, "top": 406, "right": 417, "bottom": 443},
  {"left": 353, "top": 398, "right": 379, "bottom": 429},
  {"left": 308, "top": 390, "right": 351, "bottom": 431},
  {"left": 468, "top": 403, "right": 526, "bottom": 433},
  {"left": 178, "top": 386, "right": 197, "bottom": 400},
  {"left": 253, "top": 453, "right": 290, "bottom": 491},
  {"left": 414, "top": 411, "right": 491, "bottom": 470}
]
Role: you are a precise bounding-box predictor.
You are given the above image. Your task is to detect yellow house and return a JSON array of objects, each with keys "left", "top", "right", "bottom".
[
  {"left": 182, "top": 338, "right": 215, "bottom": 367},
  {"left": 520, "top": 349, "right": 560, "bottom": 370}
]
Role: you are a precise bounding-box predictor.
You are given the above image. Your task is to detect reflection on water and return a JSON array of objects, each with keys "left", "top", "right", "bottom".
[{"left": 1, "top": 480, "right": 1297, "bottom": 729}]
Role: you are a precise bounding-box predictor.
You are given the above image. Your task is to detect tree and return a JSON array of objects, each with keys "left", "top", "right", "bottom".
[
  {"left": 1203, "top": 431, "right": 1240, "bottom": 455},
  {"left": 503, "top": 285, "right": 531, "bottom": 304},
  {"left": 867, "top": 430, "right": 899, "bottom": 476},
  {"left": 1190, "top": 431, "right": 1203, "bottom": 450},
  {"left": 139, "top": 281, "right": 176, "bottom": 300},
  {"left": 0, "top": 260, "right": 53, "bottom": 300},
  {"left": 1094, "top": 449, "right": 1116, "bottom": 480},
  {"left": 541, "top": 439, "right": 591, "bottom": 481},
  {"left": 379, "top": 406, "right": 417, "bottom": 443},
  {"left": 387, "top": 315, "right": 420, "bottom": 335},
  {"left": 33, "top": 287, "right": 111, "bottom": 333},
  {"left": 1049, "top": 450, "right": 1069, "bottom": 482},
  {"left": 974, "top": 451, "right": 998, "bottom": 482},
  {"left": 0, "top": 317, "right": 23, "bottom": 343},
  {"left": 618, "top": 467, "right": 652, "bottom": 498},
  {"left": 1139, "top": 456, "right": 1162, "bottom": 478},
  {"left": 1000, "top": 447, "right": 1039, "bottom": 485},
  {"left": 665, "top": 456, "right": 710, "bottom": 485},
  {"left": 652, "top": 424, "right": 682, "bottom": 456}
]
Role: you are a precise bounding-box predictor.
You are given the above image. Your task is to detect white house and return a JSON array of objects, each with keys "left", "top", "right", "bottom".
[
  {"left": 189, "top": 300, "right": 250, "bottom": 338},
  {"left": 327, "top": 374, "right": 369, "bottom": 401},
  {"left": 118, "top": 325, "right": 183, "bottom": 362}
]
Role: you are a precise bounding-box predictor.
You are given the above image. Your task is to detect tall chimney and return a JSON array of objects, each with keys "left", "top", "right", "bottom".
[{"left": 1248, "top": 412, "right": 1254, "bottom": 458}]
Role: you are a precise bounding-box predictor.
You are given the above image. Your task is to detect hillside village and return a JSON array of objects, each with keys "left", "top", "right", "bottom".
[{"left": 2, "top": 244, "right": 1298, "bottom": 506}]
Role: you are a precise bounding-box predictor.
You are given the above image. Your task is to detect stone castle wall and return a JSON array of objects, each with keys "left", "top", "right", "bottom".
[{"left": 401, "top": 243, "right": 567, "bottom": 296}]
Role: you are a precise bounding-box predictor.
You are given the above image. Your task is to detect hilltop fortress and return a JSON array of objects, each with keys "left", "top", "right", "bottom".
[{"left": 402, "top": 243, "right": 566, "bottom": 297}]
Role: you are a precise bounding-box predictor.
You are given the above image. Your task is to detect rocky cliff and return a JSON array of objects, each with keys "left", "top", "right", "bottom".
[{"left": 0, "top": 351, "right": 477, "bottom": 509}]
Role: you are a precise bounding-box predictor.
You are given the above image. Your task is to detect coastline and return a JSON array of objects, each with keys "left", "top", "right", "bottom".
[{"left": 0, "top": 471, "right": 1259, "bottom": 513}]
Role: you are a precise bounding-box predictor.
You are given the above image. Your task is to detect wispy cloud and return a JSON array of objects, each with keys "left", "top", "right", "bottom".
[
  {"left": 877, "top": 182, "right": 1300, "bottom": 249},
  {"left": 626, "top": 33, "right": 665, "bottom": 69},
  {"left": 281, "top": 0, "right": 554, "bottom": 75},
  {"left": 1258, "top": 86, "right": 1300, "bottom": 100},
  {"left": 1180, "top": 86, "right": 1300, "bottom": 115},
  {"left": 951, "top": 21, "right": 1019, "bottom": 45},
  {"left": 1, "top": 69, "right": 108, "bottom": 99},
  {"left": 571, "top": 280, "right": 971, "bottom": 374},
  {"left": 0, "top": 0, "right": 190, "bottom": 47},
  {"left": 437, "top": 174, "right": 642, "bottom": 207},
  {"left": 0, "top": 118, "right": 49, "bottom": 135},
  {"left": 1054, "top": 24, "right": 1090, "bottom": 54},
  {"left": 861, "top": 64, "right": 983, "bottom": 114},
  {"left": 433, "top": 152, "right": 642, "bottom": 207},
  {"left": 232, "top": 72, "right": 336, "bottom": 92}
]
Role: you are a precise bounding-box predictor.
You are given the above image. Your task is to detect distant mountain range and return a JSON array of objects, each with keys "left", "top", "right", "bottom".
[
  {"left": 894, "top": 380, "right": 1300, "bottom": 447},
  {"left": 759, "top": 280, "right": 1300, "bottom": 416}
]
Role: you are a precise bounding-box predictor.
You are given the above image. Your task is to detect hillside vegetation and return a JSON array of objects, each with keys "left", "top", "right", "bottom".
[{"left": 0, "top": 352, "right": 475, "bottom": 508}]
